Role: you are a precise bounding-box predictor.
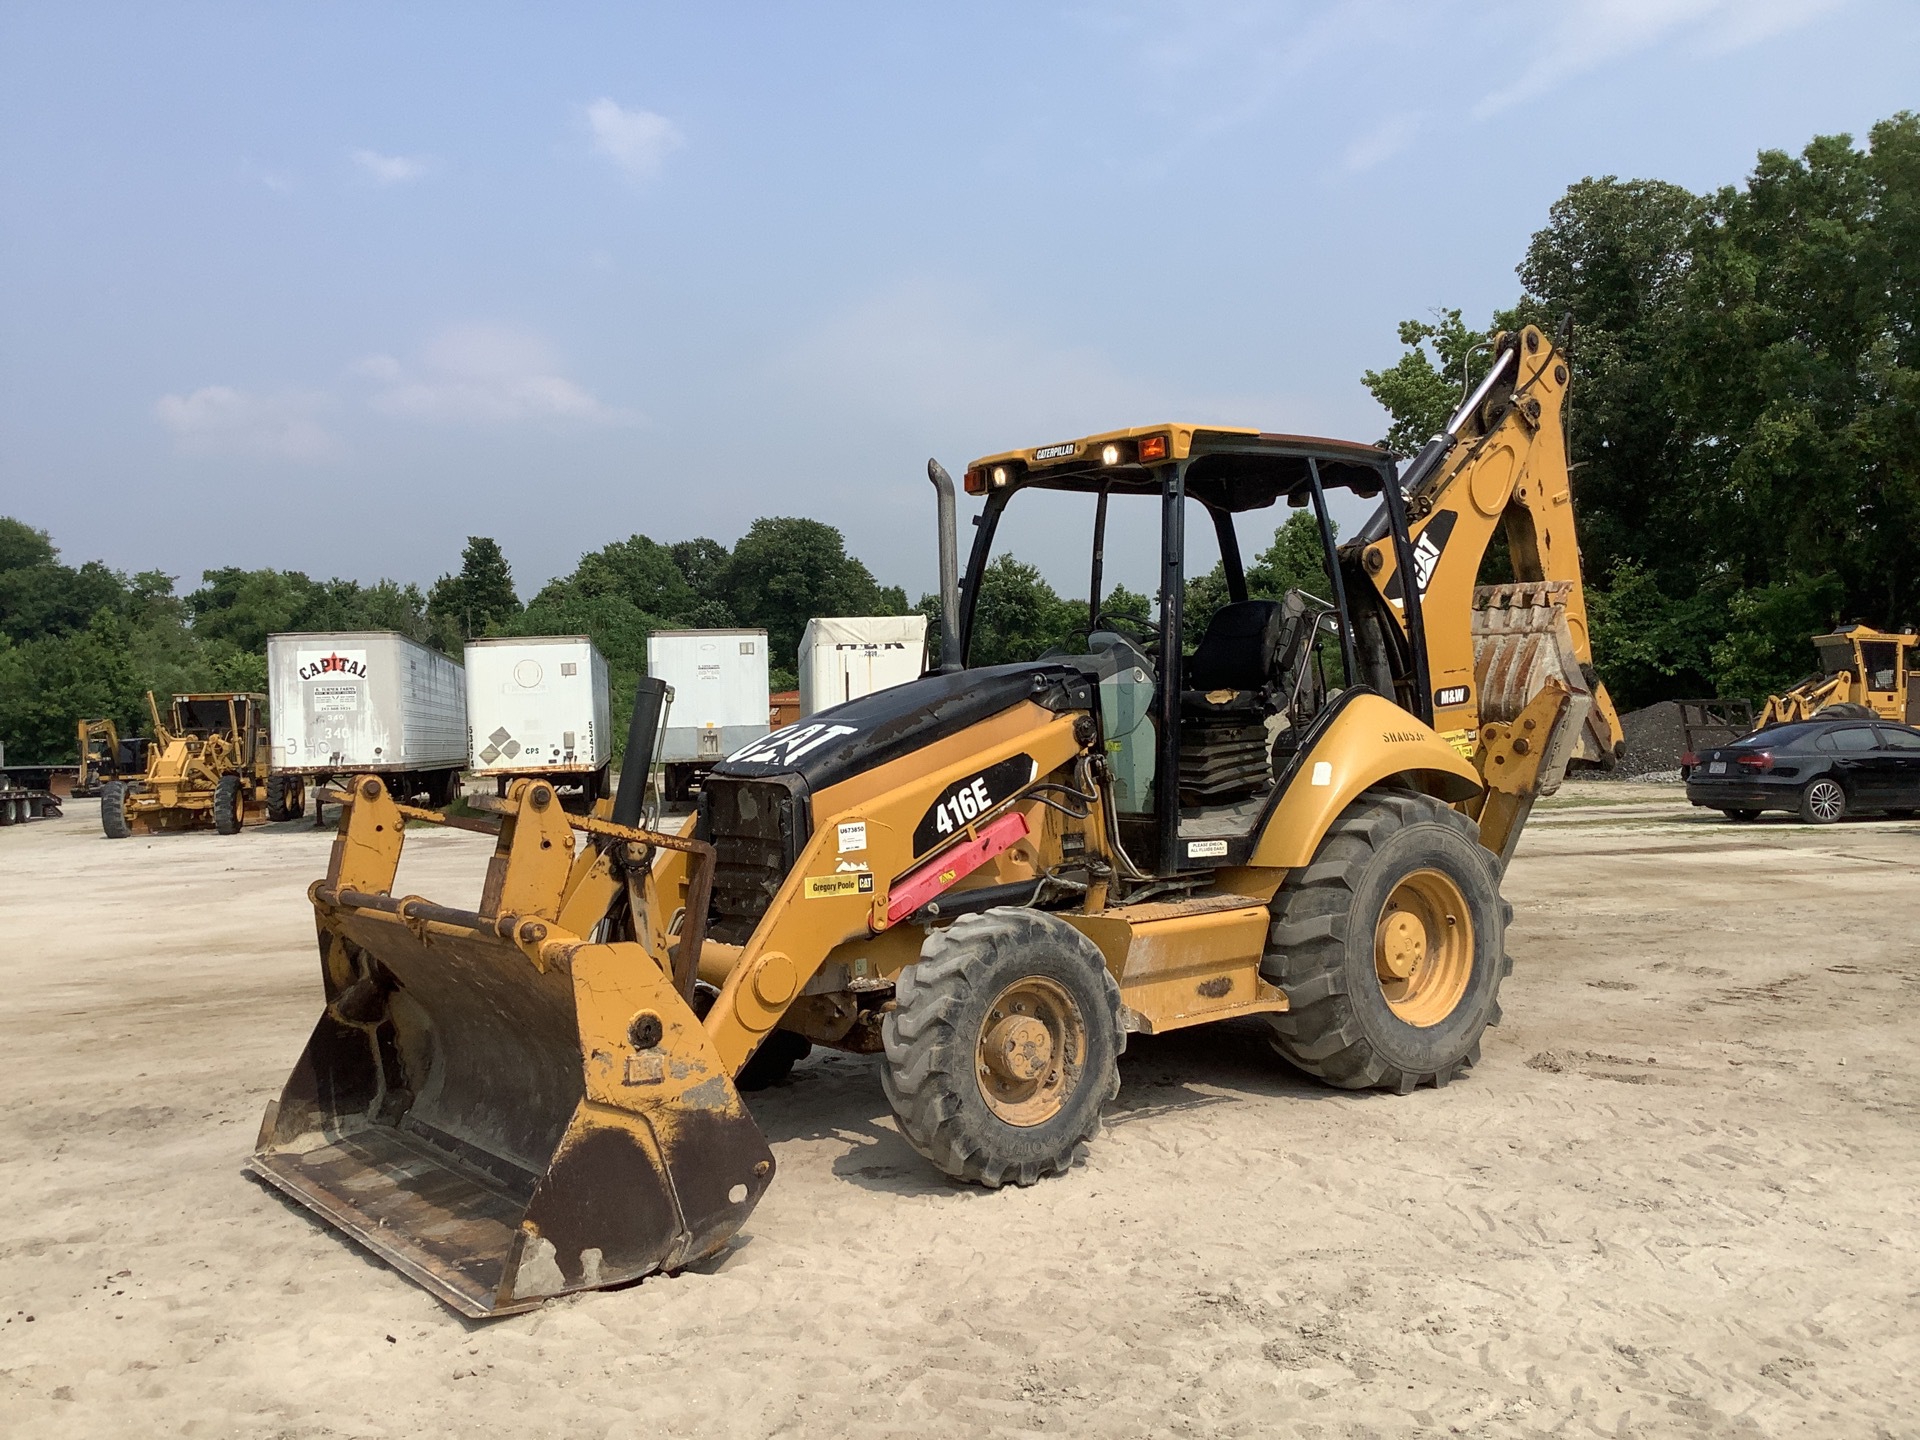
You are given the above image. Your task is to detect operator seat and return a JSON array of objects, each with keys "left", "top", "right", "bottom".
[{"left": 1179, "top": 596, "right": 1311, "bottom": 804}]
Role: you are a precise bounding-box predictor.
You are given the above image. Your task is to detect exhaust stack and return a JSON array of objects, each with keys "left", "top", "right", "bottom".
[{"left": 927, "top": 459, "right": 963, "bottom": 672}]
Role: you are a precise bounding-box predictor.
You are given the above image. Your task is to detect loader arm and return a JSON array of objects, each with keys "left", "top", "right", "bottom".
[{"left": 1348, "top": 325, "right": 1624, "bottom": 864}]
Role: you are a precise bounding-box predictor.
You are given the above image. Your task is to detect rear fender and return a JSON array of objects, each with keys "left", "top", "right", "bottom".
[{"left": 1247, "top": 693, "right": 1483, "bottom": 870}]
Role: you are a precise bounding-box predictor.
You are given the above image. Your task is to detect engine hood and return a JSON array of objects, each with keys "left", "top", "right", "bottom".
[{"left": 709, "top": 661, "right": 1093, "bottom": 793}]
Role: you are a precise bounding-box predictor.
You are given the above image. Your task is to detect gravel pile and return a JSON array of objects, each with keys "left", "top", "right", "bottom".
[{"left": 1610, "top": 699, "right": 1751, "bottom": 776}]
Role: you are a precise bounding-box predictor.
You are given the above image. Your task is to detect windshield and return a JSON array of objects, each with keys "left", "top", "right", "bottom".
[{"left": 961, "top": 484, "right": 1339, "bottom": 670}]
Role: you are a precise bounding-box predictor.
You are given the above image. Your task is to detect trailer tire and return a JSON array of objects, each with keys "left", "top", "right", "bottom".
[
  {"left": 1261, "top": 789, "right": 1507, "bottom": 1094},
  {"left": 100, "top": 781, "right": 132, "bottom": 839},
  {"left": 882, "top": 907, "right": 1123, "bottom": 1189},
  {"left": 267, "top": 773, "right": 306, "bottom": 821}
]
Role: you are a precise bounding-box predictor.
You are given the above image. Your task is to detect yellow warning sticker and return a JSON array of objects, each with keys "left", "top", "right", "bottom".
[
  {"left": 1440, "top": 727, "right": 1476, "bottom": 758},
  {"left": 805, "top": 873, "right": 875, "bottom": 899}
]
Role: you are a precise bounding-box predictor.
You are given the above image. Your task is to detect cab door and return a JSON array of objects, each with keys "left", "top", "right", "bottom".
[{"left": 1859, "top": 640, "right": 1902, "bottom": 720}]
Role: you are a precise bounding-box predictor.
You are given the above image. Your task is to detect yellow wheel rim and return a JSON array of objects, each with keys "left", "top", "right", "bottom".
[
  {"left": 976, "top": 976, "right": 1086, "bottom": 1127},
  {"left": 1373, "top": 868, "right": 1473, "bottom": 1027}
]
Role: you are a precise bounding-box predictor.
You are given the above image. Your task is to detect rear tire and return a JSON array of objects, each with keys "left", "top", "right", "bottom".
[
  {"left": 265, "top": 773, "right": 305, "bottom": 821},
  {"left": 213, "top": 774, "right": 243, "bottom": 834},
  {"left": 1262, "top": 789, "right": 1507, "bottom": 1093},
  {"left": 1799, "top": 777, "right": 1847, "bottom": 825},
  {"left": 882, "top": 908, "right": 1123, "bottom": 1188},
  {"left": 100, "top": 781, "right": 131, "bottom": 839},
  {"left": 736, "top": 1030, "right": 813, "bottom": 1091}
]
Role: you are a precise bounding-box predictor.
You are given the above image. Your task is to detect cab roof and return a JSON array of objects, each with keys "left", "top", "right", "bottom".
[{"left": 965, "top": 423, "right": 1394, "bottom": 513}]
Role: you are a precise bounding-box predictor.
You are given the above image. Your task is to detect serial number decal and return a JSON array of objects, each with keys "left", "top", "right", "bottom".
[
  {"left": 805, "top": 872, "right": 875, "bottom": 899},
  {"left": 1434, "top": 684, "right": 1470, "bottom": 708},
  {"left": 1381, "top": 730, "right": 1426, "bottom": 743},
  {"left": 1033, "top": 442, "right": 1078, "bottom": 461},
  {"left": 912, "top": 754, "right": 1036, "bottom": 855}
]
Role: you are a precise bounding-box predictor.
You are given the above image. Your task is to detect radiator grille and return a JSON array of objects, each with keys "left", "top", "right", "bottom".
[{"left": 700, "top": 777, "right": 806, "bottom": 944}]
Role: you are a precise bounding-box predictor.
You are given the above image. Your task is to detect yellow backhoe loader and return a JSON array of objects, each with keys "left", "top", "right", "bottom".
[
  {"left": 1756, "top": 624, "right": 1919, "bottom": 727},
  {"left": 251, "top": 325, "right": 1623, "bottom": 1317},
  {"left": 75, "top": 717, "right": 147, "bottom": 797},
  {"left": 101, "top": 692, "right": 270, "bottom": 838}
]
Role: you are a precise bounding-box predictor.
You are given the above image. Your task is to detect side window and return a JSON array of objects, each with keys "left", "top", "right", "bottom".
[
  {"left": 1860, "top": 642, "right": 1899, "bottom": 691},
  {"left": 1819, "top": 726, "right": 1877, "bottom": 753},
  {"left": 1875, "top": 726, "right": 1920, "bottom": 751}
]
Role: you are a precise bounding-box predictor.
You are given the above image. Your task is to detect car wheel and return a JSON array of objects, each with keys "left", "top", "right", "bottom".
[{"left": 1799, "top": 778, "right": 1847, "bottom": 825}]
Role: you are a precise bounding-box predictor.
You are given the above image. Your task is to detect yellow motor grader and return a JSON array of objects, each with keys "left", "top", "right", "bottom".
[
  {"left": 1756, "top": 624, "right": 1919, "bottom": 727},
  {"left": 251, "top": 325, "right": 1622, "bottom": 1317},
  {"left": 101, "top": 692, "right": 270, "bottom": 838}
]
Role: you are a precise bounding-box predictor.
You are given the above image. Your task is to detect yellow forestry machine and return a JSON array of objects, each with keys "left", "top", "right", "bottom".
[
  {"left": 101, "top": 692, "right": 271, "bottom": 838},
  {"left": 251, "top": 325, "right": 1623, "bottom": 1317},
  {"left": 1756, "top": 624, "right": 1919, "bottom": 728}
]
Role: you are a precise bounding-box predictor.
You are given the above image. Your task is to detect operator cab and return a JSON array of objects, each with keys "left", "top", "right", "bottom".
[{"left": 956, "top": 425, "right": 1427, "bottom": 879}]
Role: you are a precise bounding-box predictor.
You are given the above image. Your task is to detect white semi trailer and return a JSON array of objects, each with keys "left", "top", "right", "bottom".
[
  {"left": 463, "top": 636, "right": 612, "bottom": 811},
  {"left": 798, "top": 615, "right": 928, "bottom": 715},
  {"left": 646, "top": 628, "right": 769, "bottom": 803},
  {"left": 267, "top": 630, "right": 467, "bottom": 821}
]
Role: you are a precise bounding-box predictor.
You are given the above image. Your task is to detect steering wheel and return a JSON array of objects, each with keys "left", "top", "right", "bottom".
[{"left": 1092, "top": 610, "right": 1157, "bottom": 652}]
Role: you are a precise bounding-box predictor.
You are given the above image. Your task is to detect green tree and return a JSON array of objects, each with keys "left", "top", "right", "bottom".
[
  {"left": 1360, "top": 309, "right": 1491, "bottom": 454},
  {"left": 0, "top": 611, "right": 145, "bottom": 760},
  {"left": 961, "top": 554, "right": 1080, "bottom": 667},
  {"left": 723, "top": 517, "right": 898, "bottom": 662},
  {"left": 427, "top": 536, "right": 522, "bottom": 643},
  {"left": 1359, "top": 113, "right": 1920, "bottom": 707},
  {"left": 669, "top": 537, "right": 735, "bottom": 623}
]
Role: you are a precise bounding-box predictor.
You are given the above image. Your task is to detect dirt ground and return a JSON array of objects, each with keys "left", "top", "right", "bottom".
[{"left": 3, "top": 783, "right": 1918, "bottom": 1439}]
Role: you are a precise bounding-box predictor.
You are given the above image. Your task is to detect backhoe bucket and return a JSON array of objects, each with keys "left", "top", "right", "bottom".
[
  {"left": 1472, "top": 581, "right": 1601, "bottom": 785},
  {"left": 248, "top": 777, "right": 773, "bottom": 1318}
]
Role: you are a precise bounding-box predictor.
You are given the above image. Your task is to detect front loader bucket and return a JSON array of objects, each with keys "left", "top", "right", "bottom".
[{"left": 248, "top": 777, "right": 773, "bottom": 1318}]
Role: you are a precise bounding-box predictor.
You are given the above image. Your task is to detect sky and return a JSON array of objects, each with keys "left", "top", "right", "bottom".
[{"left": 2, "top": 0, "right": 1916, "bottom": 605}]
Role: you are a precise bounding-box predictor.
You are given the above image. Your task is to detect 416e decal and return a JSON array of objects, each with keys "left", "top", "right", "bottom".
[{"left": 911, "top": 754, "right": 1036, "bottom": 855}]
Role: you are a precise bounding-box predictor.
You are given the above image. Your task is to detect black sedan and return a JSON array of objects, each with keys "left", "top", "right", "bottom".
[{"left": 1685, "top": 716, "right": 1920, "bottom": 823}]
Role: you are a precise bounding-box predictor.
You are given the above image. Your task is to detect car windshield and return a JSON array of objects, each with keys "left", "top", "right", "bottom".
[{"left": 1732, "top": 722, "right": 1823, "bottom": 750}]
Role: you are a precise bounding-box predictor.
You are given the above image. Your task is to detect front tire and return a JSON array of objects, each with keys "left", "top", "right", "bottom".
[
  {"left": 1262, "top": 790, "right": 1507, "bottom": 1093},
  {"left": 1799, "top": 777, "right": 1846, "bottom": 825},
  {"left": 213, "top": 774, "right": 243, "bottom": 834},
  {"left": 882, "top": 908, "right": 1123, "bottom": 1188},
  {"left": 100, "top": 781, "right": 132, "bottom": 839}
]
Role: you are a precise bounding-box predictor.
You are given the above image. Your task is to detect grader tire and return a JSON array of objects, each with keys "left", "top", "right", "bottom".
[
  {"left": 265, "top": 774, "right": 294, "bottom": 822},
  {"left": 1262, "top": 790, "right": 1507, "bottom": 1093},
  {"left": 882, "top": 907, "right": 1123, "bottom": 1189},
  {"left": 100, "top": 781, "right": 132, "bottom": 840},
  {"left": 213, "top": 775, "right": 243, "bottom": 834}
]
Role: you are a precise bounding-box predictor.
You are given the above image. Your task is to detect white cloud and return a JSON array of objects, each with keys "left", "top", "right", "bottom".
[
  {"left": 153, "top": 386, "right": 339, "bottom": 462},
  {"left": 1475, "top": 0, "right": 1847, "bottom": 118},
  {"left": 239, "top": 159, "right": 294, "bottom": 195},
  {"left": 586, "top": 98, "right": 684, "bottom": 180},
  {"left": 358, "top": 324, "right": 631, "bottom": 426},
  {"left": 352, "top": 149, "right": 430, "bottom": 184},
  {"left": 1342, "top": 112, "right": 1424, "bottom": 173}
]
